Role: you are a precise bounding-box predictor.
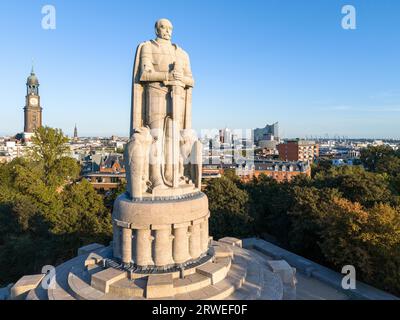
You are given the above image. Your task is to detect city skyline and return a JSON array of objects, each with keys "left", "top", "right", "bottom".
[{"left": 1, "top": 0, "right": 400, "bottom": 138}]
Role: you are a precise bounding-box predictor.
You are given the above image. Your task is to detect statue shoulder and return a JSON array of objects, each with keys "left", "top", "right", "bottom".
[
  {"left": 174, "top": 44, "right": 190, "bottom": 61},
  {"left": 137, "top": 41, "right": 152, "bottom": 54}
]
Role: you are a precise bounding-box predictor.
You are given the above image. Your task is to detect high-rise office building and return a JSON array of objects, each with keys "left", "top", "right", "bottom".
[{"left": 253, "top": 122, "right": 279, "bottom": 143}]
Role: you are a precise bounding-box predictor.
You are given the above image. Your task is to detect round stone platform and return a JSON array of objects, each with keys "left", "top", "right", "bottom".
[
  {"left": 112, "top": 192, "right": 210, "bottom": 267},
  {"left": 25, "top": 240, "right": 284, "bottom": 300}
]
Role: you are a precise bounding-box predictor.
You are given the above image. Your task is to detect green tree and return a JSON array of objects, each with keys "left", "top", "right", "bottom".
[
  {"left": 104, "top": 181, "right": 127, "bottom": 210},
  {"left": 313, "top": 166, "right": 393, "bottom": 207},
  {"left": 287, "top": 186, "right": 342, "bottom": 262},
  {"left": 56, "top": 179, "right": 112, "bottom": 239},
  {"left": 0, "top": 127, "right": 112, "bottom": 287},
  {"left": 360, "top": 145, "right": 395, "bottom": 172},
  {"left": 204, "top": 176, "right": 251, "bottom": 240},
  {"left": 311, "top": 158, "right": 333, "bottom": 178},
  {"left": 318, "top": 201, "right": 400, "bottom": 295},
  {"left": 245, "top": 174, "right": 293, "bottom": 245},
  {"left": 29, "top": 126, "right": 80, "bottom": 186},
  {"left": 375, "top": 155, "right": 400, "bottom": 175}
]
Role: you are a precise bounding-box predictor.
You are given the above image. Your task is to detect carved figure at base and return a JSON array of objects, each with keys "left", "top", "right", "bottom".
[{"left": 125, "top": 127, "right": 152, "bottom": 198}]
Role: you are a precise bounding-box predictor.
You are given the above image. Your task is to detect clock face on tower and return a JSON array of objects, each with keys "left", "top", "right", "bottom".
[{"left": 29, "top": 97, "right": 38, "bottom": 106}]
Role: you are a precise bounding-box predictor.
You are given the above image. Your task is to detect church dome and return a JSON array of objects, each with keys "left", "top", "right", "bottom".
[{"left": 27, "top": 72, "right": 39, "bottom": 85}]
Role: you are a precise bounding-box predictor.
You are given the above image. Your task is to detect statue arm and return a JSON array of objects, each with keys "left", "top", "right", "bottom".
[{"left": 139, "top": 44, "right": 169, "bottom": 82}]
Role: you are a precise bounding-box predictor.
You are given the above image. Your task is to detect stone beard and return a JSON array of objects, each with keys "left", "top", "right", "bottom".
[{"left": 127, "top": 19, "right": 202, "bottom": 198}]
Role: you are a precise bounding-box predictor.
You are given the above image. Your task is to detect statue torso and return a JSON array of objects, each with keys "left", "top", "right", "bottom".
[
  {"left": 150, "top": 40, "right": 179, "bottom": 73},
  {"left": 139, "top": 40, "right": 190, "bottom": 92}
]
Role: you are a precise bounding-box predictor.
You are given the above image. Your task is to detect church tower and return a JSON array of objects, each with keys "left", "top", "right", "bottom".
[
  {"left": 73, "top": 124, "right": 78, "bottom": 141},
  {"left": 23, "top": 66, "right": 43, "bottom": 138}
]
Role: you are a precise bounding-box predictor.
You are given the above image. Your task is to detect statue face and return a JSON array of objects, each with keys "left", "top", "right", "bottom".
[{"left": 155, "top": 19, "right": 173, "bottom": 41}]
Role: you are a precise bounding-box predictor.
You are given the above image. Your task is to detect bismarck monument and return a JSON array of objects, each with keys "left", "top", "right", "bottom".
[
  {"left": 7, "top": 19, "right": 294, "bottom": 300},
  {"left": 113, "top": 18, "right": 209, "bottom": 271}
]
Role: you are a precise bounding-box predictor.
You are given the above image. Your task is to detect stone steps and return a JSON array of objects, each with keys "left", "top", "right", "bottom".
[
  {"left": 46, "top": 255, "right": 89, "bottom": 301},
  {"left": 236, "top": 246, "right": 284, "bottom": 300},
  {"left": 25, "top": 288, "right": 40, "bottom": 300},
  {"left": 48, "top": 285, "right": 75, "bottom": 300},
  {"left": 33, "top": 240, "right": 286, "bottom": 300},
  {"left": 109, "top": 277, "right": 147, "bottom": 297},
  {"left": 68, "top": 268, "right": 105, "bottom": 300},
  {"left": 25, "top": 284, "right": 49, "bottom": 300},
  {"left": 173, "top": 272, "right": 212, "bottom": 294},
  {"left": 224, "top": 244, "right": 285, "bottom": 300},
  {"left": 65, "top": 253, "right": 241, "bottom": 300},
  {"left": 174, "top": 257, "right": 247, "bottom": 300},
  {"left": 174, "top": 273, "right": 239, "bottom": 300}
]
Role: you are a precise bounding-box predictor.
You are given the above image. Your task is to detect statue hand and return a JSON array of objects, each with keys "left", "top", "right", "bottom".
[
  {"left": 167, "top": 72, "right": 175, "bottom": 81},
  {"left": 172, "top": 70, "right": 184, "bottom": 81}
]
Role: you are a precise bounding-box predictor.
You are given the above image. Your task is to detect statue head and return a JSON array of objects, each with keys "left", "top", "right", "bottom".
[{"left": 155, "top": 18, "right": 173, "bottom": 41}]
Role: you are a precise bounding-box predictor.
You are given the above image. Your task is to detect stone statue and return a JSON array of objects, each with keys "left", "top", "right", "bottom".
[
  {"left": 113, "top": 19, "right": 210, "bottom": 271},
  {"left": 127, "top": 18, "right": 201, "bottom": 197},
  {"left": 179, "top": 129, "right": 200, "bottom": 185},
  {"left": 125, "top": 127, "right": 152, "bottom": 198}
]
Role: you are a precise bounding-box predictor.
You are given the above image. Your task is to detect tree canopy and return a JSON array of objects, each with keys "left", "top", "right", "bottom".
[
  {"left": 0, "top": 128, "right": 112, "bottom": 286},
  {"left": 204, "top": 146, "right": 400, "bottom": 295}
]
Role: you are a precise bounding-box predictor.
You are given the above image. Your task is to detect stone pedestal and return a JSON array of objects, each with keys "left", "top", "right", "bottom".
[
  {"left": 153, "top": 226, "right": 174, "bottom": 266},
  {"left": 135, "top": 229, "right": 154, "bottom": 266},
  {"left": 121, "top": 228, "right": 132, "bottom": 264},
  {"left": 189, "top": 222, "right": 202, "bottom": 260},
  {"left": 200, "top": 216, "right": 210, "bottom": 252},
  {"left": 173, "top": 222, "right": 191, "bottom": 264},
  {"left": 112, "top": 192, "right": 210, "bottom": 269}
]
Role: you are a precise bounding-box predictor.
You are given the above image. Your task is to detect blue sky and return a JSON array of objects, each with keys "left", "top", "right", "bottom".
[{"left": 0, "top": 0, "right": 399, "bottom": 138}]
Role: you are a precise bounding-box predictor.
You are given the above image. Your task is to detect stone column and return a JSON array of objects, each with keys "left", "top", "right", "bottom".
[
  {"left": 113, "top": 221, "right": 121, "bottom": 259},
  {"left": 173, "top": 222, "right": 191, "bottom": 264},
  {"left": 200, "top": 216, "right": 209, "bottom": 253},
  {"left": 131, "top": 229, "right": 137, "bottom": 264},
  {"left": 153, "top": 225, "right": 174, "bottom": 267},
  {"left": 121, "top": 228, "right": 132, "bottom": 265},
  {"left": 135, "top": 228, "right": 154, "bottom": 267},
  {"left": 189, "top": 220, "right": 202, "bottom": 260}
]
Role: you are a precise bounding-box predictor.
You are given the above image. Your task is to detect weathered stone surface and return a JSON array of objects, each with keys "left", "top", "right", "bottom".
[
  {"left": 78, "top": 243, "right": 105, "bottom": 256},
  {"left": 173, "top": 277, "right": 192, "bottom": 294},
  {"left": 212, "top": 245, "right": 233, "bottom": 259},
  {"left": 216, "top": 256, "right": 232, "bottom": 268},
  {"left": 113, "top": 193, "right": 210, "bottom": 268},
  {"left": 219, "top": 237, "right": 242, "bottom": 248},
  {"left": 111, "top": 19, "right": 211, "bottom": 270},
  {"left": 267, "top": 260, "right": 296, "bottom": 285},
  {"left": 183, "top": 273, "right": 211, "bottom": 292},
  {"left": 84, "top": 252, "right": 103, "bottom": 267},
  {"left": 68, "top": 271, "right": 105, "bottom": 300},
  {"left": 196, "top": 262, "right": 229, "bottom": 285},
  {"left": 146, "top": 273, "right": 173, "bottom": 298},
  {"left": 129, "top": 18, "right": 198, "bottom": 194},
  {"left": 23, "top": 241, "right": 294, "bottom": 300},
  {"left": 10, "top": 274, "right": 45, "bottom": 300},
  {"left": 114, "top": 193, "right": 209, "bottom": 225},
  {"left": 91, "top": 268, "right": 127, "bottom": 293},
  {"left": 109, "top": 278, "right": 146, "bottom": 297}
]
